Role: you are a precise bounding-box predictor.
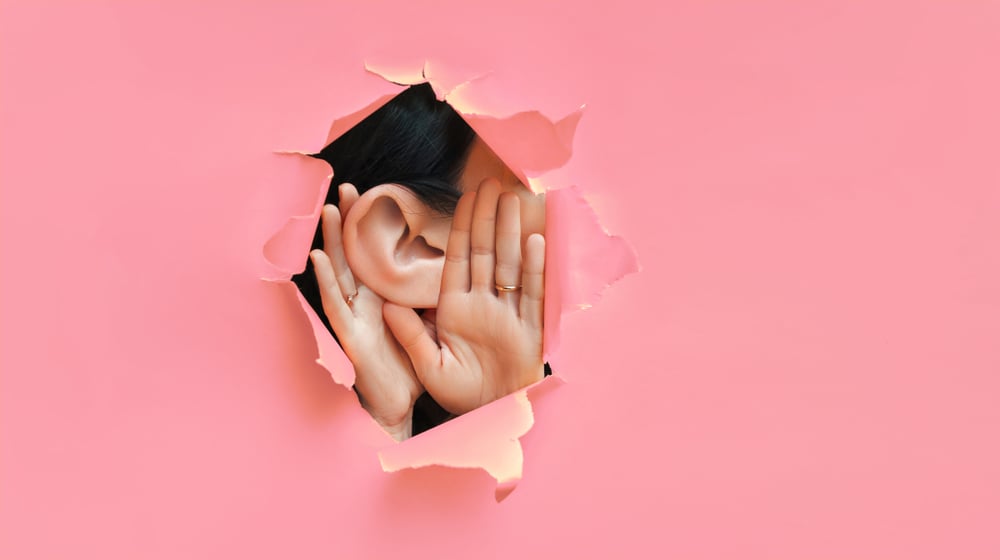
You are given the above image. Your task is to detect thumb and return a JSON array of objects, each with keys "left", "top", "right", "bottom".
[{"left": 383, "top": 302, "right": 439, "bottom": 374}]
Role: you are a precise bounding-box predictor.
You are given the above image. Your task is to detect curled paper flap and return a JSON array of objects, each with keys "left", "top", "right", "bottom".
[
  {"left": 456, "top": 109, "right": 584, "bottom": 192},
  {"left": 378, "top": 389, "right": 536, "bottom": 502},
  {"left": 296, "top": 288, "right": 356, "bottom": 388},
  {"left": 262, "top": 153, "right": 332, "bottom": 279},
  {"left": 367, "top": 58, "right": 585, "bottom": 192},
  {"left": 446, "top": 77, "right": 586, "bottom": 193},
  {"left": 543, "top": 185, "right": 640, "bottom": 362}
]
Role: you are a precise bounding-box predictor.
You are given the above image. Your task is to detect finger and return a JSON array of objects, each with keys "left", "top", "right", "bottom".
[
  {"left": 338, "top": 183, "right": 360, "bottom": 221},
  {"left": 520, "top": 233, "right": 545, "bottom": 331},
  {"left": 383, "top": 302, "right": 440, "bottom": 375},
  {"left": 311, "top": 249, "right": 353, "bottom": 330},
  {"left": 441, "top": 190, "right": 476, "bottom": 294},
  {"left": 321, "top": 204, "right": 357, "bottom": 299},
  {"left": 470, "top": 178, "right": 501, "bottom": 291},
  {"left": 495, "top": 191, "right": 522, "bottom": 307}
]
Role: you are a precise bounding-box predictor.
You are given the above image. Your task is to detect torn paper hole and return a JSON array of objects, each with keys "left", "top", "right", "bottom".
[{"left": 263, "top": 60, "right": 638, "bottom": 500}]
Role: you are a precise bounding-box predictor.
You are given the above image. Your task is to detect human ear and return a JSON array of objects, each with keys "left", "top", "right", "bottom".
[{"left": 341, "top": 184, "right": 452, "bottom": 308}]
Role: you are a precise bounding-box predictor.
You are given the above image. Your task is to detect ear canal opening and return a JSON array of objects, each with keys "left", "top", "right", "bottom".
[{"left": 395, "top": 232, "right": 445, "bottom": 265}]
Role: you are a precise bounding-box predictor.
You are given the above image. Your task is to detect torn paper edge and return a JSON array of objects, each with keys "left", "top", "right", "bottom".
[{"left": 262, "top": 59, "right": 639, "bottom": 500}]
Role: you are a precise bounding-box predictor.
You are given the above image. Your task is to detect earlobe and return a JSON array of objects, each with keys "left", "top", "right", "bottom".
[{"left": 341, "top": 184, "right": 452, "bottom": 308}]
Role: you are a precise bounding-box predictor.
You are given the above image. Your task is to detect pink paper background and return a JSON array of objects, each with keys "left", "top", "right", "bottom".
[{"left": 2, "top": 2, "right": 998, "bottom": 558}]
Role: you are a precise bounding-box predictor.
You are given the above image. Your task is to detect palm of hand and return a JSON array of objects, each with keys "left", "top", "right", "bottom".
[
  {"left": 338, "top": 287, "right": 422, "bottom": 427},
  {"left": 431, "top": 290, "right": 542, "bottom": 414},
  {"left": 310, "top": 185, "right": 423, "bottom": 436},
  {"left": 383, "top": 179, "right": 546, "bottom": 417}
]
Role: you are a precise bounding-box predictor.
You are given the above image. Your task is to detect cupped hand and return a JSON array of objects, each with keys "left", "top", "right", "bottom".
[
  {"left": 383, "top": 179, "right": 545, "bottom": 415},
  {"left": 310, "top": 183, "right": 423, "bottom": 440}
]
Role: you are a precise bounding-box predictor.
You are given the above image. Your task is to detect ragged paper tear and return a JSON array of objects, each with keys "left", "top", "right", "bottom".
[
  {"left": 298, "top": 289, "right": 356, "bottom": 388},
  {"left": 365, "top": 60, "right": 584, "bottom": 193},
  {"left": 456, "top": 109, "right": 583, "bottom": 194},
  {"left": 543, "top": 186, "right": 641, "bottom": 364},
  {"left": 264, "top": 59, "right": 637, "bottom": 500},
  {"left": 262, "top": 153, "right": 334, "bottom": 279},
  {"left": 379, "top": 388, "right": 535, "bottom": 502}
]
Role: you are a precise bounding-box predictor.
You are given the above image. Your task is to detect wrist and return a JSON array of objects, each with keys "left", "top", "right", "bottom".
[{"left": 375, "top": 410, "right": 413, "bottom": 442}]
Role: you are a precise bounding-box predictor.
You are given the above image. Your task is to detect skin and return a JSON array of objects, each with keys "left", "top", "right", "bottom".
[
  {"left": 383, "top": 180, "right": 545, "bottom": 416},
  {"left": 459, "top": 137, "right": 545, "bottom": 249},
  {"left": 310, "top": 185, "right": 423, "bottom": 439},
  {"left": 310, "top": 140, "right": 545, "bottom": 441}
]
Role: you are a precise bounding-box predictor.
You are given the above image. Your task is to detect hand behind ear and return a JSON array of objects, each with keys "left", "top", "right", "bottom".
[
  {"left": 310, "top": 184, "right": 423, "bottom": 441},
  {"left": 383, "top": 179, "right": 545, "bottom": 415}
]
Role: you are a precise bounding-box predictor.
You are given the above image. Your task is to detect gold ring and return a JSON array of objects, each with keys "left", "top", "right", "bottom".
[
  {"left": 495, "top": 284, "right": 522, "bottom": 292},
  {"left": 346, "top": 291, "right": 358, "bottom": 307}
]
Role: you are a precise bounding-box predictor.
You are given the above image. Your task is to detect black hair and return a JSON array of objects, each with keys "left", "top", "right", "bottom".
[
  {"left": 316, "top": 82, "right": 475, "bottom": 213},
  {"left": 292, "top": 83, "right": 475, "bottom": 434}
]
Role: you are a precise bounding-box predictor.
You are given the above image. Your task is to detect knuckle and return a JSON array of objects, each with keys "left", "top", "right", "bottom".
[{"left": 470, "top": 246, "right": 494, "bottom": 256}]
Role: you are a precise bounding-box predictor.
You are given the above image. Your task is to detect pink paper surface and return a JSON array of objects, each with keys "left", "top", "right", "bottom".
[{"left": 2, "top": 2, "right": 999, "bottom": 559}]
